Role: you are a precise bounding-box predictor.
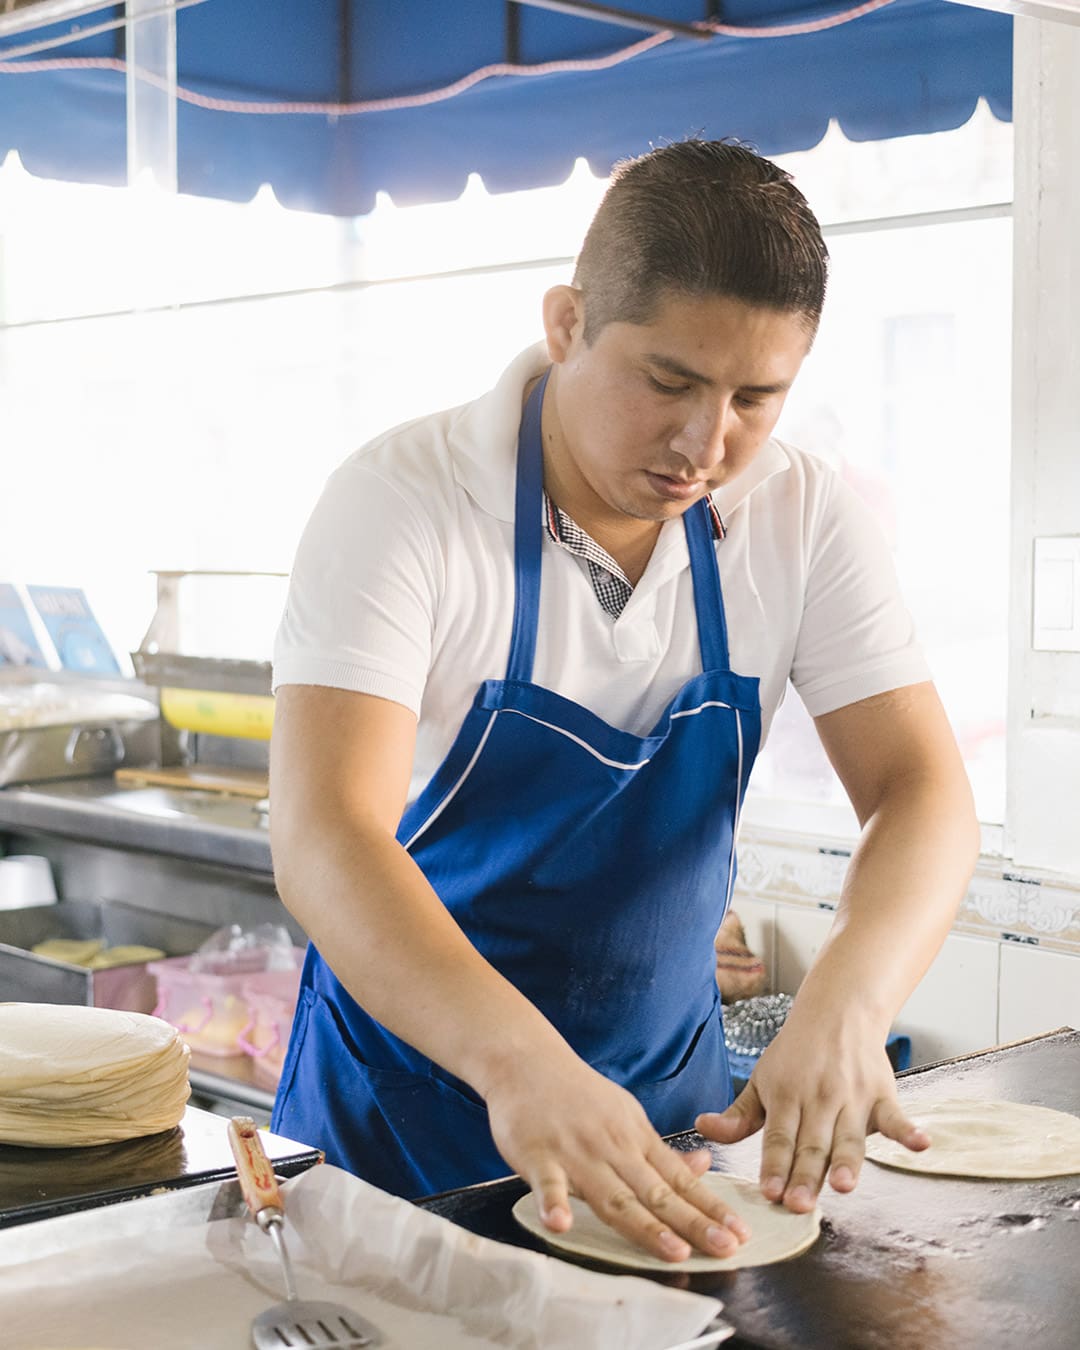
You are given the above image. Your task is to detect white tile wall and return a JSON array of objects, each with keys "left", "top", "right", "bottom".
[
  {"left": 893, "top": 934, "right": 1000, "bottom": 1067},
  {"left": 768, "top": 904, "right": 1001, "bottom": 1068},
  {"left": 773, "top": 903, "right": 836, "bottom": 995},
  {"left": 998, "top": 943, "right": 1080, "bottom": 1042}
]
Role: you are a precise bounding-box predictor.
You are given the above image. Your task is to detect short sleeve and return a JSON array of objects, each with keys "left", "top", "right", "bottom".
[
  {"left": 791, "top": 472, "right": 931, "bottom": 717},
  {"left": 272, "top": 457, "right": 443, "bottom": 715}
]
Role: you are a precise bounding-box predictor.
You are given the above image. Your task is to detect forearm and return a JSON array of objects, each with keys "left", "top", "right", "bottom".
[
  {"left": 795, "top": 768, "right": 980, "bottom": 1029},
  {"left": 273, "top": 813, "right": 574, "bottom": 1100}
]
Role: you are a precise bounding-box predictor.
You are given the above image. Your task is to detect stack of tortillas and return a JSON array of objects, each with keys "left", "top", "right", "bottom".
[{"left": 0, "top": 1003, "right": 190, "bottom": 1148}]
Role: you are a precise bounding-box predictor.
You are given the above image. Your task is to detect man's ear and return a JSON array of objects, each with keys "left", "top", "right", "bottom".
[{"left": 541, "top": 285, "right": 586, "bottom": 364}]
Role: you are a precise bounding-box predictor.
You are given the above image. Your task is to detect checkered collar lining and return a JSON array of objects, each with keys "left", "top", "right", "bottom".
[{"left": 542, "top": 493, "right": 725, "bottom": 619}]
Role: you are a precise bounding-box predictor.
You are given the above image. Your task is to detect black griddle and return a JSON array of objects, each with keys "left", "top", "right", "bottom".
[
  {"left": 0, "top": 1104, "right": 321, "bottom": 1229},
  {"left": 418, "top": 1028, "right": 1080, "bottom": 1350}
]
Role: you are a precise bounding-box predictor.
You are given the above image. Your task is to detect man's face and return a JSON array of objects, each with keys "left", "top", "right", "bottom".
[{"left": 544, "top": 289, "right": 813, "bottom": 526}]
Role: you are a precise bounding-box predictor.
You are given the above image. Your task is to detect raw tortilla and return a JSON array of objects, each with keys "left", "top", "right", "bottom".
[
  {"left": 864, "top": 1098, "right": 1080, "bottom": 1178},
  {"left": 511, "top": 1172, "right": 820, "bottom": 1272},
  {"left": 0, "top": 1002, "right": 190, "bottom": 1147},
  {"left": 31, "top": 938, "right": 165, "bottom": 969}
]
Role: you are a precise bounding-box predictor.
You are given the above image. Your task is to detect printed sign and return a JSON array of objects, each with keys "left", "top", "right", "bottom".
[
  {"left": 0, "top": 583, "right": 49, "bottom": 668},
  {"left": 26, "top": 585, "right": 121, "bottom": 676}
]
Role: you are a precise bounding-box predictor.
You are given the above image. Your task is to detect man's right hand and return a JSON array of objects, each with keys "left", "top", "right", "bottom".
[{"left": 482, "top": 1050, "right": 751, "bottom": 1262}]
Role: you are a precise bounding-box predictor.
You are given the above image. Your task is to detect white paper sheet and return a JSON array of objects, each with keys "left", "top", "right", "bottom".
[{"left": 0, "top": 1164, "right": 723, "bottom": 1349}]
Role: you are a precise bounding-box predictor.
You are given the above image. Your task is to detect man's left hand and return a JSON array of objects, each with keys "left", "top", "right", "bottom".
[{"left": 694, "top": 1004, "right": 929, "bottom": 1211}]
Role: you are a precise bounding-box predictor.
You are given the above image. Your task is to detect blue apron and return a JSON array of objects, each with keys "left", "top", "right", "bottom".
[{"left": 272, "top": 372, "right": 763, "bottom": 1199}]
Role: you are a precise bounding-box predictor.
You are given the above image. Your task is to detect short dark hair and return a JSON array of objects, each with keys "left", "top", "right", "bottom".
[{"left": 573, "top": 139, "right": 829, "bottom": 342}]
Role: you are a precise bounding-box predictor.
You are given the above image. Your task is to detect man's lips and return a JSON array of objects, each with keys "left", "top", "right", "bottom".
[{"left": 644, "top": 471, "right": 708, "bottom": 502}]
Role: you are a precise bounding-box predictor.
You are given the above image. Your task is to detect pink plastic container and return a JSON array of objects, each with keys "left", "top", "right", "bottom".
[
  {"left": 147, "top": 945, "right": 303, "bottom": 1058},
  {"left": 237, "top": 966, "right": 302, "bottom": 1087},
  {"left": 148, "top": 955, "right": 254, "bottom": 1057}
]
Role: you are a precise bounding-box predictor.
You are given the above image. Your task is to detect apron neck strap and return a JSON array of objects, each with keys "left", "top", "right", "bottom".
[
  {"left": 506, "top": 368, "right": 732, "bottom": 682},
  {"left": 506, "top": 370, "right": 548, "bottom": 684},
  {"left": 684, "top": 496, "right": 731, "bottom": 672}
]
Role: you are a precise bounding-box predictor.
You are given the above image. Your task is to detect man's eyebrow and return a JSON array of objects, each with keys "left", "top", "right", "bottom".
[
  {"left": 644, "top": 354, "right": 711, "bottom": 384},
  {"left": 643, "top": 353, "right": 791, "bottom": 395}
]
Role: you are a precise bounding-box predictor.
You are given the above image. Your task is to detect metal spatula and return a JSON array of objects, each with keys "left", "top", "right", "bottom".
[{"left": 228, "top": 1116, "right": 385, "bottom": 1349}]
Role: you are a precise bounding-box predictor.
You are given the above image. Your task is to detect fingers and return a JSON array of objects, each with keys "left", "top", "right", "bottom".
[
  {"left": 756, "top": 1099, "right": 801, "bottom": 1205},
  {"left": 824, "top": 1094, "right": 929, "bottom": 1200},
  {"left": 491, "top": 1057, "right": 754, "bottom": 1263},
  {"left": 698, "top": 1081, "right": 832, "bottom": 1211},
  {"left": 527, "top": 1162, "right": 573, "bottom": 1232},
  {"left": 695, "top": 1080, "right": 766, "bottom": 1144},
  {"left": 872, "top": 1096, "right": 931, "bottom": 1152},
  {"left": 779, "top": 1101, "right": 870, "bottom": 1208},
  {"left": 680, "top": 1146, "right": 714, "bottom": 1178},
  {"left": 760, "top": 1092, "right": 923, "bottom": 1210},
  {"left": 826, "top": 1105, "right": 869, "bottom": 1193},
  {"left": 575, "top": 1145, "right": 751, "bottom": 1263}
]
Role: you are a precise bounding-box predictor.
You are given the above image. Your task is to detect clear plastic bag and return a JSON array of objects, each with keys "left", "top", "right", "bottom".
[{"left": 187, "top": 922, "right": 298, "bottom": 977}]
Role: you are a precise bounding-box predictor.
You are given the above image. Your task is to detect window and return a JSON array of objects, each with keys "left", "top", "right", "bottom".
[
  {"left": 1, "top": 104, "right": 1011, "bottom": 830},
  {"left": 756, "top": 211, "right": 1012, "bottom": 832}
]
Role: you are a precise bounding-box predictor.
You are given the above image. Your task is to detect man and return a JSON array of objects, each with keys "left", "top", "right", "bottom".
[{"left": 270, "top": 140, "right": 979, "bottom": 1264}]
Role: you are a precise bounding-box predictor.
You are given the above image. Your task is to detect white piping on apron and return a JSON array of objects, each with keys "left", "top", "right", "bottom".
[
  {"left": 404, "top": 710, "right": 498, "bottom": 851},
  {"left": 498, "top": 708, "right": 654, "bottom": 770},
  {"left": 406, "top": 698, "right": 747, "bottom": 851},
  {"left": 503, "top": 699, "right": 739, "bottom": 769},
  {"left": 724, "top": 709, "right": 745, "bottom": 908},
  {"left": 670, "top": 699, "right": 735, "bottom": 721}
]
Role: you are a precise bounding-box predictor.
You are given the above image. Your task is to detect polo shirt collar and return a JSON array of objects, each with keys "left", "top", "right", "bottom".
[
  {"left": 448, "top": 343, "right": 548, "bottom": 523},
  {"left": 448, "top": 342, "right": 791, "bottom": 525},
  {"left": 711, "top": 438, "right": 789, "bottom": 520}
]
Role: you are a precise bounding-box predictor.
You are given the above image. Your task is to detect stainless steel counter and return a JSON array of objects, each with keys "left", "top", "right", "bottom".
[
  {"left": 0, "top": 776, "right": 272, "bottom": 873},
  {"left": 187, "top": 1051, "right": 278, "bottom": 1118}
]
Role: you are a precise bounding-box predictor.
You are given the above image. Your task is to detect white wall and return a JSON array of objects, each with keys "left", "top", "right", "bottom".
[
  {"left": 736, "top": 894, "right": 1078, "bottom": 1067},
  {"left": 731, "top": 828, "right": 1080, "bottom": 1068},
  {"left": 1006, "top": 19, "right": 1080, "bottom": 875}
]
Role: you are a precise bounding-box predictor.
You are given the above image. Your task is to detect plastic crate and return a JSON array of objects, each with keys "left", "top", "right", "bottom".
[
  {"left": 237, "top": 967, "right": 303, "bottom": 1088},
  {"left": 149, "top": 948, "right": 302, "bottom": 1059}
]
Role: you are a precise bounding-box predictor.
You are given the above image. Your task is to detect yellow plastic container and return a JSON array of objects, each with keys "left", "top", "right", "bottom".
[{"left": 159, "top": 688, "right": 275, "bottom": 741}]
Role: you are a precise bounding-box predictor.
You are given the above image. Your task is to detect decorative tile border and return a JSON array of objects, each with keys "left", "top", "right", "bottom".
[{"left": 735, "top": 825, "right": 1080, "bottom": 958}]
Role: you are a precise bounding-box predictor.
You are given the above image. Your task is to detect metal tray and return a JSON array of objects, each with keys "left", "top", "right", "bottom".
[
  {"left": 0, "top": 669, "right": 162, "bottom": 787},
  {"left": 0, "top": 898, "right": 216, "bottom": 1011},
  {"left": 0, "top": 1105, "right": 322, "bottom": 1231},
  {"left": 131, "top": 650, "right": 272, "bottom": 697},
  {"left": 0, "top": 1157, "right": 731, "bottom": 1350},
  {"left": 0, "top": 715, "right": 161, "bottom": 788}
]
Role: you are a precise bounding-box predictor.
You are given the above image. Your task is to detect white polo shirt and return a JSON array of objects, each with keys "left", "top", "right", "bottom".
[{"left": 274, "top": 343, "right": 930, "bottom": 805}]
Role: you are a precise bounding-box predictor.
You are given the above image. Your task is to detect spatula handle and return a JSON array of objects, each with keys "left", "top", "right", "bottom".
[{"left": 228, "top": 1115, "right": 285, "bottom": 1222}]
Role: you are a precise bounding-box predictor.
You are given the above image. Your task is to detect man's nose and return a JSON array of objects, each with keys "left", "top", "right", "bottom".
[{"left": 671, "top": 400, "right": 731, "bottom": 470}]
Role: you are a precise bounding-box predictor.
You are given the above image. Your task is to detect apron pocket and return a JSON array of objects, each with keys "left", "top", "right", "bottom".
[
  {"left": 292, "top": 991, "right": 504, "bottom": 1197},
  {"left": 629, "top": 1002, "right": 732, "bottom": 1135},
  {"left": 271, "top": 984, "right": 315, "bottom": 1116},
  {"left": 632, "top": 1004, "right": 718, "bottom": 1101}
]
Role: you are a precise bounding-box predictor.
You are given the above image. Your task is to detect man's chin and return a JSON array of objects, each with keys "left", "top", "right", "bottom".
[{"left": 617, "top": 495, "right": 700, "bottom": 524}]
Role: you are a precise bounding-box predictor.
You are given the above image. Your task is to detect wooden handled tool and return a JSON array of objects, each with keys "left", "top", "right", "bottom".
[
  {"left": 227, "top": 1115, "right": 385, "bottom": 1347},
  {"left": 227, "top": 1115, "right": 285, "bottom": 1230}
]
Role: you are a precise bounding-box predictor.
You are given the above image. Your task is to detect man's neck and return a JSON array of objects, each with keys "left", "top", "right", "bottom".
[
  {"left": 543, "top": 471, "right": 662, "bottom": 587},
  {"left": 535, "top": 374, "right": 663, "bottom": 586}
]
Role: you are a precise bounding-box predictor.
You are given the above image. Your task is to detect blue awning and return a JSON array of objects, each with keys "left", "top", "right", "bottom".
[{"left": 0, "top": 0, "right": 1012, "bottom": 216}]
